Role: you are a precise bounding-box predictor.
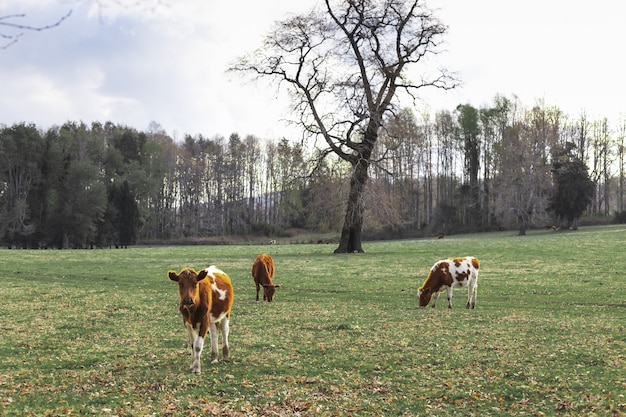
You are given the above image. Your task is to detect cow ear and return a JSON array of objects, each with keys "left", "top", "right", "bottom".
[
  {"left": 197, "top": 270, "right": 208, "bottom": 281},
  {"left": 168, "top": 271, "right": 179, "bottom": 282},
  {"left": 274, "top": 284, "right": 280, "bottom": 288}
]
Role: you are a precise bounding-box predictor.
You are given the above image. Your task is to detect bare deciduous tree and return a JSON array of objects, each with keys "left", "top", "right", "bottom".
[{"left": 231, "top": 0, "right": 456, "bottom": 252}]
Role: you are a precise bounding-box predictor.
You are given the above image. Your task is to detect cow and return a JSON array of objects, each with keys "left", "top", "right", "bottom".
[
  {"left": 417, "top": 256, "right": 480, "bottom": 309},
  {"left": 168, "top": 266, "right": 234, "bottom": 374},
  {"left": 252, "top": 253, "right": 280, "bottom": 302}
]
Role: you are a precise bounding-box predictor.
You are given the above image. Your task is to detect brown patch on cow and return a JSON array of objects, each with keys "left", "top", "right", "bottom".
[
  {"left": 471, "top": 258, "right": 480, "bottom": 270},
  {"left": 456, "top": 270, "right": 470, "bottom": 282},
  {"left": 437, "top": 262, "right": 453, "bottom": 286}
]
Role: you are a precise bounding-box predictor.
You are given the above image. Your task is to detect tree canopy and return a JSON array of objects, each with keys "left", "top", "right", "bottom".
[{"left": 1, "top": 94, "right": 624, "bottom": 249}]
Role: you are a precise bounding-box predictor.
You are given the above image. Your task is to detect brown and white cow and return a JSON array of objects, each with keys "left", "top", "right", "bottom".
[
  {"left": 417, "top": 256, "right": 480, "bottom": 309},
  {"left": 252, "top": 253, "right": 280, "bottom": 302},
  {"left": 168, "top": 266, "right": 234, "bottom": 374}
]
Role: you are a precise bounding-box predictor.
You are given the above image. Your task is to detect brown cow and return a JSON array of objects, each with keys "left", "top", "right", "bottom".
[
  {"left": 168, "top": 266, "right": 234, "bottom": 374},
  {"left": 417, "top": 256, "right": 480, "bottom": 309},
  {"left": 252, "top": 253, "right": 280, "bottom": 302}
]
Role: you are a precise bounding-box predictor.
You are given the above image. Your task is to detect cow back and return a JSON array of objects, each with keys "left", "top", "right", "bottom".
[
  {"left": 206, "top": 266, "right": 234, "bottom": 320},
  {"left": 252, "top": 253, "right": 275, "bottom": 285}
]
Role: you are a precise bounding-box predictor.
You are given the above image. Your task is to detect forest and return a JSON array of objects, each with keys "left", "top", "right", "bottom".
[{"left": 0, "top": 95, "right": 624, "bottom": 249}]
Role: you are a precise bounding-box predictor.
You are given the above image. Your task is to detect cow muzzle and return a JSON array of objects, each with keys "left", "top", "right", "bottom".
[{"left": 182, "top": 297, "right": 194, "bottom": 307}]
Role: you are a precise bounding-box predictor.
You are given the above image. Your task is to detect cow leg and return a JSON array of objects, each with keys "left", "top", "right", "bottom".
[
  {"left": 473, "top": 281, "right": 478, "bottom": 309},
  {"left": 446, "top": 287, "right": 453, "bottom": 309},
  {"left": 467, "top": 280, "right": 477, "bottom": 309},
  {"left": 431, "top": 291, "right": 439, "bottom": 308},
  {"left": 255, "top": 282, "right": 260, "bottom": 302},
  {"left": 185, "top": 322, "right": 204, "bottom": 374},
  {"left": 185, "top": 322, "right": 194, "bottom": 350},
  {"left": 209, "top": 321, "right": 220, "bottom": 363},
  {"left": 191, "top": 335, "right": 204, "bottom": 374},
  {"left": 184, "top": 323, "right": 197, "bottom": 372},
  {"left": 221, "top": 317, "right": 230, "bottom": 361}
]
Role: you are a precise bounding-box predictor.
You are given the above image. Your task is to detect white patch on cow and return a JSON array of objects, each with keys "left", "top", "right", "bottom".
[
  {"left": 210, "top": 312, "right": 228, "bottom": 324},
  {"left": 449, "top": 258, "right": 474, "bottom": 287},
  {"left": 205, "top": 265, "right": 225, "bottom": 279},
  {"left": 212, "top": 281, "right": 228, "bottom": 301}
]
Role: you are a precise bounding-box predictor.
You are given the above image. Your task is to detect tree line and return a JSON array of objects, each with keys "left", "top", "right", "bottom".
[{"left": 0, "top": 95, "right": 622, "bottom": 248}]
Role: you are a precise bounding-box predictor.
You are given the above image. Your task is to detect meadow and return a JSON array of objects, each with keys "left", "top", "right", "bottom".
[{"left": 0, "top": 225, "right": 625, "bottom": 416}]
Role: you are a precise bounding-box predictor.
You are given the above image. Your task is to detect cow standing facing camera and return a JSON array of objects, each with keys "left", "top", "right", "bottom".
[{"left": 168, "top": 266, "right": 234, "bottom": 374}]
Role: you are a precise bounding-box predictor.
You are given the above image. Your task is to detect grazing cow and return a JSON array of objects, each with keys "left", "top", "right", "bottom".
[
  {"left": 252, "top": 253, "right": 280, "bottom": 302},
  {"left": 168, "top": 266, "right": 234, "bottom": 374},
  {"left": 417, "top": 256, "right": 480, "bottom": 309}
]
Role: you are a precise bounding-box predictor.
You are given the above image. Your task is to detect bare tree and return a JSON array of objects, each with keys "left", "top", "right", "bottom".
[
  {"left": 494, "top": 103, "right": 559, "bottom": 234},
  {"left": 231, "top": 0, "right": 456, "bottom": 252}
]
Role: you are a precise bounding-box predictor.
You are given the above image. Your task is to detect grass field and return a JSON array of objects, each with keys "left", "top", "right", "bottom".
[{"left": 1, "top": 225, "right": 625, "bottom": 416}]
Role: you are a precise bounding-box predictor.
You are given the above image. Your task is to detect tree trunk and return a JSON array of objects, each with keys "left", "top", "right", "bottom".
[
  {"left": 517, "top": 209, "right": 530, "bottom": 236},
  {"left": 335, "top": 159, "right": 368, "bottom": 253},
  {"left": 518, "top": 220, "right": 528, "bottom": 236}
]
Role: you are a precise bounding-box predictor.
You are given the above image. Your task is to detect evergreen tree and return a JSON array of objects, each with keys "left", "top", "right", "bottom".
[{"left": 549, "top": 153, "right": 595, "bottom": 230}]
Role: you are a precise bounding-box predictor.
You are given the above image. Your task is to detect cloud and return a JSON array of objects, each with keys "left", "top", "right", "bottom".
[
  {"left": 2, "top": 0, "right": 625, "bottom": 140},
  {"left": 427, "top": 0, "right": 626, "bottom": 119}
]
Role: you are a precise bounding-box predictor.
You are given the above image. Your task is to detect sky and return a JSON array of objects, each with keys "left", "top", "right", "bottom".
[{"left": 1, "top": 0, "right": 625, "bottom": 141}]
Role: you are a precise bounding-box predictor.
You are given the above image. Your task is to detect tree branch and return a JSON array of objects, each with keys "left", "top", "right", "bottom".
[
  {"left": 0, "top": 9, "right": 72, "bottom": 50},
  {"left": 230, "top": 0, "right": 457, "bottom": 167}
]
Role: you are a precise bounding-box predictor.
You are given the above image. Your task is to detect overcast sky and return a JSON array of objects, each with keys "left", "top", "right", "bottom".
[{"left": 1, "top": 0, "right": 624, "bottom": 140}]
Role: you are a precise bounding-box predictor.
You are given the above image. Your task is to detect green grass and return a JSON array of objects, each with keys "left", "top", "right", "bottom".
[{"left": 1, "top": 225, "right": 625, "bottom": 416}]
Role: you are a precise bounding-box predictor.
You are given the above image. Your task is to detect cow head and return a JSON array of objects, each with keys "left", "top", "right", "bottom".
[
  {"left": 168, "top": 268, "right": 208, "bottom": 309},
  {"left": 262, "top": 283, "right": 280, "bottom": 302},
  {"left": 417, "top": 287, "right": 432, "bottom": 307}
]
